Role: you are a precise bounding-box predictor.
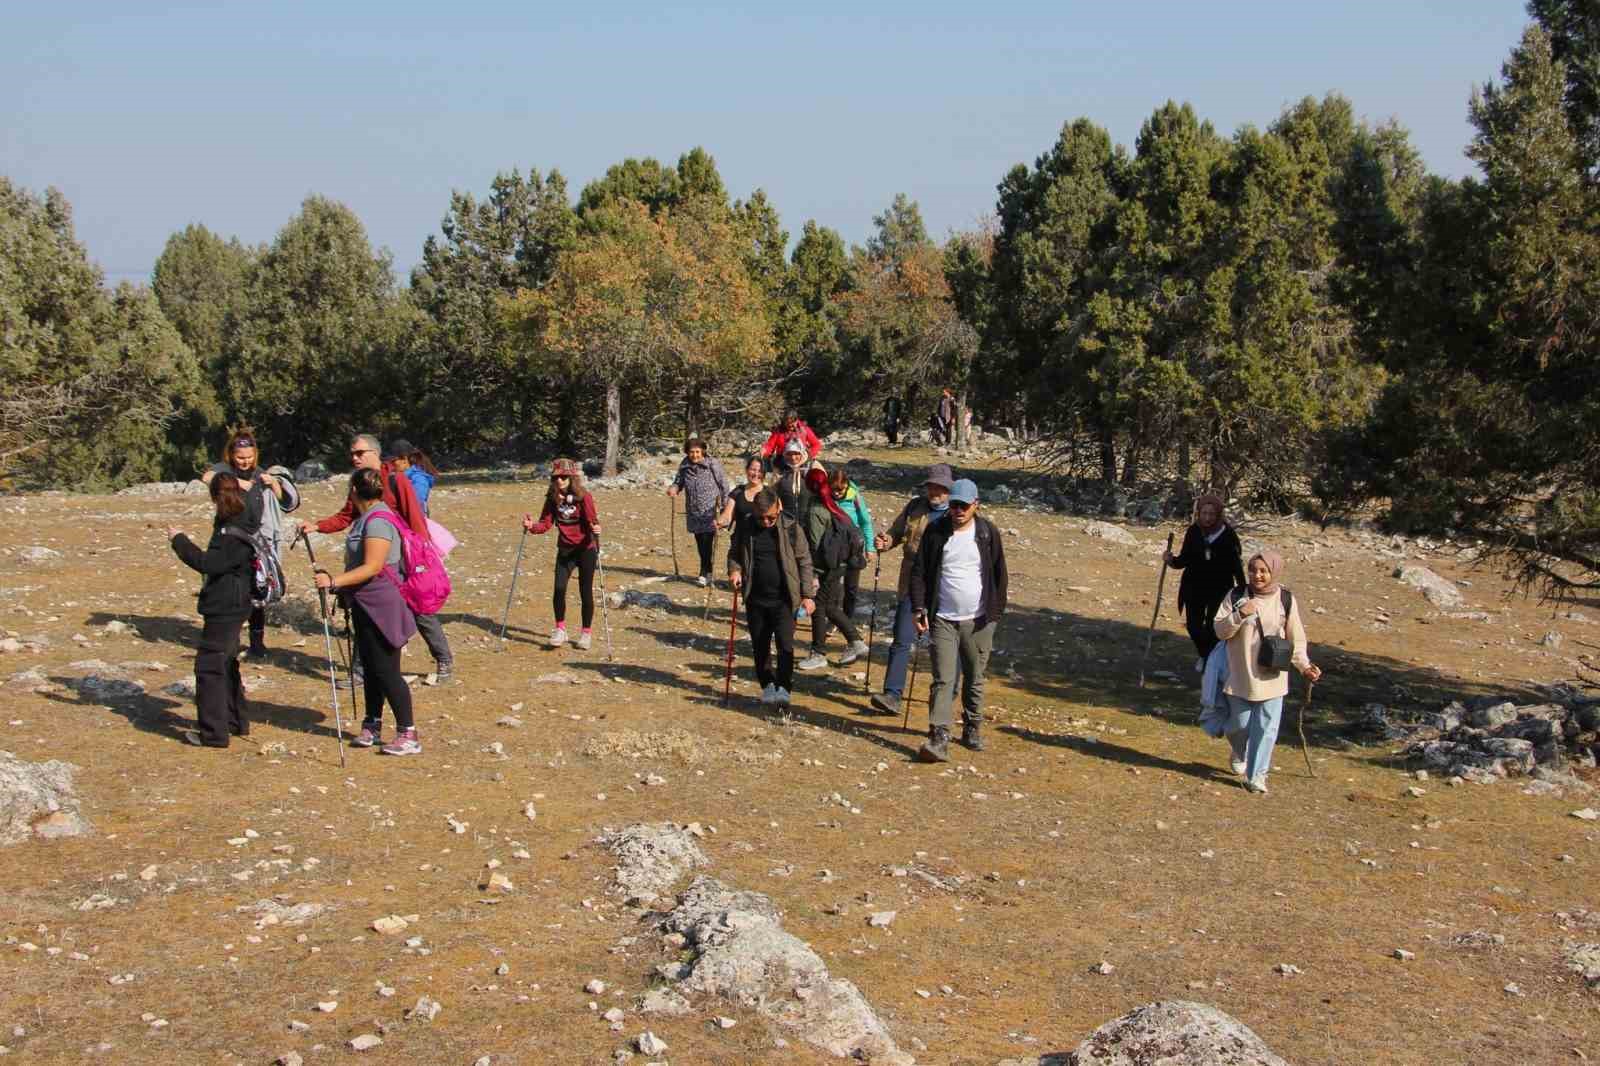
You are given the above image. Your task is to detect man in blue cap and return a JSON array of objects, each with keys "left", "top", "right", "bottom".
[{"left": 908, "top": 477, "right": 1007, "bottom": 761}]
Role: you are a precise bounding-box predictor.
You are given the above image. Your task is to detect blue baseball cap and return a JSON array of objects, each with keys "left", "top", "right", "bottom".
[{"left": 949, "top": 478, "right": 979, "bottom": 504}]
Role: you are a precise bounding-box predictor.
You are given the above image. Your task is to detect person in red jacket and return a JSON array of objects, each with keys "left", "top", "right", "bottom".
[
  {"left": 522, "top": 458, "right": 602, "bottom": 650},
  {"left": 299, "top": 433, "right": 456, "bottom": 683},
  {"left": 759, "top": 411, "right": 822, "bottom": 475}
]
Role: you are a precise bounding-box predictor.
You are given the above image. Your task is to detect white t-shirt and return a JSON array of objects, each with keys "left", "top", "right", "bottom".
[{"left": 937, "top": 524, "right": 982, "bottom": 621}]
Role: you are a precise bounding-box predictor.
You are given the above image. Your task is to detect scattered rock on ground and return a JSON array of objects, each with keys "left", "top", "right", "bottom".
[
  {"left": 1065, "top": 1000, "right": 1289, "bottom": 1065},
  {"left": 604, "top": 823, "right": 710, "bottom": 899},
  {"left": 1394, "top": 564, "right": 1464, "bottom": 608},
  {"left": 19, "top": 546, "right": 62, "bottom": 564},
  {"left": 0, "top": 750, "right": 91, "bottom": 845},
  {"left": 1081, "top": 521, "right": 1138, "bottom": 547}
]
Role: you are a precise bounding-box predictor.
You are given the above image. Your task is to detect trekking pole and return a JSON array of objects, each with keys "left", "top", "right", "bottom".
[
  {"left": 863, "top": 553, "right": 883, "bottom": 694},
  {"left": 722, "top": 586, "right": 740, "bottom": 704},
  {"left": 499, "top": 526, "right": 528, "bottom": 645},
  {"left": 1138, "top": 531, "right": 1176, "bottom": 688},
  {"left": 1299, "top": 679, "right": 1318, "bottom": 779},
  {"left": 669, "top": 496, "right": 680, "bottom": 578},
  {"left": 596, "top": 538, "right": 614, "bottom": 662},
  {"left": 903, "top": 634, "right": 922, "bottom": 732},
  {"left": 294, "top": 531, "right": 347, "bottom": 768}
]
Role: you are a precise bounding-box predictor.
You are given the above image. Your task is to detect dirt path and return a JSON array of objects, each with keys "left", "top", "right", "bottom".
[{"left": 1, "top": 447, "right": 1595, "bottom": 1064}]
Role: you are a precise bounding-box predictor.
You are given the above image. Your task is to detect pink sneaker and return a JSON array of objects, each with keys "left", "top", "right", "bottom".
[
  {"left": 350, "top": 721, "right": 381, "bottom": 748},
  {"left": 381, "top": 728, "right": 421, "bottom": 756}
]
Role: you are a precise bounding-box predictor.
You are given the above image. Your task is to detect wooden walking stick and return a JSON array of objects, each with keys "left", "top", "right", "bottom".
[
  {"left": 722, "top": 585, "right": 740, "bottom": 704},
  {"left": 668, "top": 495, "right": 680, "bottom": 578},
  {"left": 498, "top": 527, "right": 528, "bottom": 646},
  {"left": 1298, "top": 679, "right": 1318, "bottom": 778},
  {"left": 863, "top": 553, "right": 883, "bottom": 694},
  {"left": 1138, "top": 531, "right": 1176, "bottom": 688}
]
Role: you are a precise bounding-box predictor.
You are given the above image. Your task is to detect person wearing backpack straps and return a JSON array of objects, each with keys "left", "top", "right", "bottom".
[
  {"left": 1213, "top": 550, "right": 1323, "bottom": 794},
  {"left": 522, "top": 459, "right": 601, "bottom": 649},
  {"left": 167, "top": 474, "right": 256, "bottom": 748},
  {"left": 313, "top": 467, "right": 421, "bottom": 755},
  {"left": 795, "top": 467, "right": 868, "bottom": 672},
  {"left": 828, "top": 466, "right": 875, "bottom": 619},
  {"left": 301, "top": 433, "right": 455, "bottom": 685},
  {"left": 200, "top": 426, "right": 300, "bottom": 660}
]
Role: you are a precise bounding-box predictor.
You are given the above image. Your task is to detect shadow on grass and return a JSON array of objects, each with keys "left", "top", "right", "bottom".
[{"left": 84, "top": 611, "right": 335, "bottom": 683}]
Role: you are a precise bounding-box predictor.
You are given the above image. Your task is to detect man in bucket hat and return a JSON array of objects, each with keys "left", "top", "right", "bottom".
[
  {"left": 865, "top": 464, "right": 956, "bottom": 717},
  {"left": 909, "top": 478, "right": 1007, "bottom": 761}
]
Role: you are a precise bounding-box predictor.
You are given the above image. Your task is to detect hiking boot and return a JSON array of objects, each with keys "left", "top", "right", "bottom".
[
  {"left": 916, "top": 726, "right": 951, "bottom": 763},
  {"left": 435, "top": 660, "right": 454, "bottom": 684},
  {"left": 381, "top": 728, "right": 422, "bottom": 756},
  {"left": 835, "top": 640, "right": 870, "bottom": 666},
  {"left": 350, "top": 721, "right": 381, "bottom": 748},
  {"left": 867, "top": 692, "right": 901, "bottom": 716},
  {"left": 960, "top": 723, "right": 984, "bottom": 751},
  {"left": 760, "top": 683, "right": 778, "bottom": 705},
  {"left": 796, "top": 653, "right": 828, "bottom": 672},
  {"left": 182, "top": 730, "right": 228, "bottom": 749},
  {"left": 549, "top": 626, "right": 568, "bottom": 648},
  {"left": 574, "top": 630, "right": 592, "bottom": 651}
]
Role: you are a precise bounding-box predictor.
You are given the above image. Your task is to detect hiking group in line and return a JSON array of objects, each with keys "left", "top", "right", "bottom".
[{"left": 164, "top": 408, "right": 1323, "bottom": 789}]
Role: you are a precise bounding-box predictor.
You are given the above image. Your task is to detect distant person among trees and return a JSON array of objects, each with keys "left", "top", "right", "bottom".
[
  {"left": 1212, "top": 550, "right": 1322, "bottom": 794},
  {"left": 167, "top": 473, "right": 256, "bottom": 748},
  {"left": 761, "top": 411, "right": 821, "bottom": 474},
  {"left": 797, "top": 468, "right": 869, "bottom": 672},
  {"left": 718, "top": 455, "right": 768, "bottom": 539},
  {"left": 387, "top": 439, "right": 438, "bottom": 517},
  {"left": 1164, "top": 493, "right": 1246, "bottom": 669},
  {"left": 882, "top": 396, "right": 903, "bottom": 446},
  {"left": 867, "top": 464, "right": 954, "bottom": 717},
  {"left": 829, "top": 466, "right": 875, "bottom": 619},
  {"left": 930, "top": 388, "right": 956, "bottom": 445},
  {"left": 313, "top": 467, "right": 421, "bottom": 755},
  {"left": 301, "top": 433, "right": 455, "bottom": 685},
  {"left": 727, "top": 487, "right": 816, "bottom": 708},
  {"left": 667, "top": 437, "right": 730, "bottom": 587},
  {"left": 910, "top": 478, "right": 1007, "bottom": 761},
  {"left": 522, "top": 459, "right": 601, "bottom": 650},
  {"left": 200, "top": 426, "right": 299, "bottom": 660}
]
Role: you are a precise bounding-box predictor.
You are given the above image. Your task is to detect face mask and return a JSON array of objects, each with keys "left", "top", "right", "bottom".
[{"left": 929, "top": 498, "right": 949, "bottom": 515}]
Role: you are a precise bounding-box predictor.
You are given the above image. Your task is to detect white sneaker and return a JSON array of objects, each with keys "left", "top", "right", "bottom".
[
  {"left": 574, "top": 630, "right": 592, "bottom": 650},
  {"left": 773, "top": 687, "right": 791, "bottom": 706},
  {"left": 696, "top": 574, "right": 709, "bottom": 588},
  {"left": 1230, "top": 757, "right": 1247, "bottom": 776},
  {"left": 835, "top": 640, "right": 870, "bottom": 666},
  {"left": 796, "top": 654, "right": 828, "bottom": 672},
  {"left": 760, "top": 683, "right": 777, "bottom": 704},
  {"left": 1246, "top": 776, "right": 1269, "bottom": 794},
  {"left": 548, "top": 626, "right": 568, "bottom": 647}
]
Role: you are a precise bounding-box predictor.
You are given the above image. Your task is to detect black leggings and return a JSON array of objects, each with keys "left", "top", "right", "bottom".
[
  {"left": 811, "top": 566, "right": 861, "bottom": 651},
  {"left": 195, "top": 616, "right": 248, "bottom": 745},
  {"left": 352, "top": 601, "right": 413, "bottom": 731},
  {"left": 694, "top": 531, "right": 716, "bottom": 576},
  {"left": 1184, "top": 595, "right": 1226, "bottom": 660},
  {"left": 554, "top": 545, "right": 598, "bottom": 627},
  {"left": 248, "top": 605, "right": 266, "bottom": 647}
]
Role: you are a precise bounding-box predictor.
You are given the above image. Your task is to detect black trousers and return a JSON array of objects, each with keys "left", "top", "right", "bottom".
[
  {"left": 747, "top": 599, "right": 795, "bottom": 690},
  {"left": 554, "top": 545, "right": 598, "bottom": 628},
  {"left": 694, "top": 531, "right": 716, "bottom": 577},
  {"left": 1184, "top": 595, "right": 1226, "bottom": 660},
  {"left": 195, "top": 615, "right": 248, "bottom": 746},
  {"left": 842, "top": 566, "right": 861, "bottom": 618},
  {"left": 352, "top": 601, "right": 414, "bottom": 731},
  {"left": 811, "top": 567, "right": 861, "bottom": 652},
  {"left": 248, "top": 605, "right": 266, "bottom": 649}
]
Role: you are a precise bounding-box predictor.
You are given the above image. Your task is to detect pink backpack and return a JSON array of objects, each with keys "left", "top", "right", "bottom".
[{"left": 366, "top": 511, "right": 452, "bottom": 615}]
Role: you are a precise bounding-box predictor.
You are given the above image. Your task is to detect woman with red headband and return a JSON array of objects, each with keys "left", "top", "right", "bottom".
[
  {"left": 522, "top": 459, "right": 602, "bottom": 650},
  {"left": 796, "top": 467, "right": 868, "bottom": 672}
]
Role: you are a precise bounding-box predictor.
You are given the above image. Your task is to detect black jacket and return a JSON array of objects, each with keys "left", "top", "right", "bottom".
[
  {"left": 909, "top": 514, "right": 1008, "bottom": 628},
  {"left": 171, "top": 524, "right": 254, "bottom": 621},
  {"left": 1170, "top": 523, "right": 1245, "bottom": 613},
  {"left": 728, "top": 512, "right": 817, "bottom": 612}
]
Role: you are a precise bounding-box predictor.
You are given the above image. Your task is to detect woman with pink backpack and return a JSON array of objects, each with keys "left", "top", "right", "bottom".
[{"left": 313, "top": 467, "right": 421, "bottom": 756}]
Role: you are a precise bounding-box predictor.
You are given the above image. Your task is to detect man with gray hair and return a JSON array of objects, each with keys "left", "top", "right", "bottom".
[{"left": 301, "top": 434, "right": 456, "bottom": 683}]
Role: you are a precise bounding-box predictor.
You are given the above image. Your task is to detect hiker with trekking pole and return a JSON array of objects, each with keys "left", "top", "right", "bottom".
[
  {"left": 796, "top": 468, "right": 869, "bottom": 673},
  {"left": 1209, "top": 550, "right": 1322, "bottom": 794},
  {"left": 863, "top": 464, "right": 955, "bottom": 718},
  {"left": 829, "top": 467, "right": 874, "bottom": 621},
  {"left": 726, "top": 487, "right": 816, "bottom": 709},
  {"left": 291, "top": 528, "right": 347, "bottom": 765},
  {"left": 1164, "top": 493, "right": 1246, "bottom": 672},
  {"left": 312, "top": 467, "right": 421, "bottom": 755},
  {"left": 200, "top": 426, "right": 299, "bottom": 661},
  {"left": 521, "top": 459, "right": 602, "bottom": 650},
  {"left": 166, "top": 473, "right": 257, "bottom": 749},
  {"left": 300, "top": 434, "right": 456, "bottom": 685},
  {"left": 667, "top": 437, "right": 730, "bottom": 589}
]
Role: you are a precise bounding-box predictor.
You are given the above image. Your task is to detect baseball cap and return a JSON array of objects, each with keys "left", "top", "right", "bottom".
[
  {"left": 949, "top": 478, "right": 979, "bottom": 505},
  {"left": 924, "top": 464, "right": 955, "bottom": 491},
  {"left": 383, "top": 438, "right": 415, "bottom": 460}
]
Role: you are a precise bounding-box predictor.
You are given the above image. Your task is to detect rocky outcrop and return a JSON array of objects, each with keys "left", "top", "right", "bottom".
[
  {"left": 1066, "top": 1001, "right": 1289, "bottom": 1065},
  {"left": 1, "top": 750, "right": 91, "bottom": 845}
]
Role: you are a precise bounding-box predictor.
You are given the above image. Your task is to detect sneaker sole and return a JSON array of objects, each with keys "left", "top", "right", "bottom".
[{"left": 381, "top": 747, "right": 422, "bottom": 756}]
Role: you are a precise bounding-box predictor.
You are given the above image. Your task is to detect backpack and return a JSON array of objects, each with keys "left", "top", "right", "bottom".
[
  {"left": 366, "top": 511, "right": 452, "bottom": 615},
  {"left": 819, "top": 513, "right": 867, "bottom": 572},
  {"left": 221, "top": 525, "right": 286, "bottom": 609}
]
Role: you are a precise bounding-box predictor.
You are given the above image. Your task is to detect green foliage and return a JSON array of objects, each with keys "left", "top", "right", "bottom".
[{"left": 152, "top": 224, "right": 256, "bottom": 378}]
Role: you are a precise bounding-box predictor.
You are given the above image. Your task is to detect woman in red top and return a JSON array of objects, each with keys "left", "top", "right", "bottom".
[
  {"left": 759, "top": 411, "right": 822, "bottom": 474},
  {"left": 522, "top": 459, "right": 602, "bottom": 649}
]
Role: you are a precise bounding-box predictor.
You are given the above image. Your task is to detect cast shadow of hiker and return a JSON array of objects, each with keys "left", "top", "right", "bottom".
[
  {"left": 83, "top": 611, "right": 333, "bottom": 683},
  {"left": 43, "top": 679, "right": 193, "bottom": 742},
  {"left": 999, "top": 724, "right": 1228, "bottom": 784}
]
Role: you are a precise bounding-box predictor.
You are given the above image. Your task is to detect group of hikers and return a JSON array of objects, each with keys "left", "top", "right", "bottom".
[{"left": 164, "top": 410, "right": 1323, "bottom": 790}]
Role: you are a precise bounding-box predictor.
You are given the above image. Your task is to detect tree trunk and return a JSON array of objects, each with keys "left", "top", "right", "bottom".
[
  {"left": 1177, "top": 437, "right": 1192, "bottom": 492},
  {"left": 603, "top": 380, "right": 622, "bottom": 478},
  {"left": 954, "top": 391, "right": 969, "bottom": 451},
  {"left": 1120, "top": 438, "right": 1141, "bottom": 486},
  {"left": 1098, "top": 426, "right": 1116, "bottom": 486}
]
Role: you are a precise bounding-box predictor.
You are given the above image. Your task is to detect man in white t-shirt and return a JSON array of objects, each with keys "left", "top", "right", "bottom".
[{"left": 909, "top": 478, "right": 1008, "bottom": 762}]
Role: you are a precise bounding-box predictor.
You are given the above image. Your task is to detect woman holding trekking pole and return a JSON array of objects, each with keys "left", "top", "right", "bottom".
[
  {"left": 667, "top": 437, "right": 729, "bottom": 587},
  {"left": 313, "top": 468, "right": 421, "bottom": 756},
  {"left": 523, "top": 459, "right": 601, "bottom": 650}
]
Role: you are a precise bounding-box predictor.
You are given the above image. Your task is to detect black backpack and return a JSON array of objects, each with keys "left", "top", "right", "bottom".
[{"left": 819, "top": 513, "right": 867, "bottom": 571}]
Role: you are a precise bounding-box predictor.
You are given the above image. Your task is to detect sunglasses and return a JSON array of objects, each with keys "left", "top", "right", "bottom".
[
  {"left": 350, "top": 448, "right": 373, "bottom": 457},
  {"left": 758, "top": 512, "right": 781, "bottom": 525},
  {"left": 949, "top": 500, "right": 974, "bottom": 511},
  {"left": 232, "top": 438, "right": 255, "bottom": 449}
]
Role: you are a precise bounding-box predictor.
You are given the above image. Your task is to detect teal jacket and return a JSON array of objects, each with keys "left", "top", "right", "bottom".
[{"left": 836, "top": 483, "right": 875, "bottom": 546}]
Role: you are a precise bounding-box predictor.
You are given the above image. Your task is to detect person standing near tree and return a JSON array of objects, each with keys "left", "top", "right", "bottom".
[
  {"left": 1165, "top": 493, "right": 1246, "bottom": 671},
  {"left": 200, "top": 426, "right": 299, "bottom": 660},
  {"left": 523, "top": 459, "right": 602, "bottom": 650},
  {"left": 910, "top": 478, "right": 1007, "bottom": 761},
  {"left": 829, "top": 466, "right": 875, "bottom": 619},
  {"left": 796, "top": 468, "right": 868, "bottom": 671},
  {"left": 727, "top": 488, "right": 816, "bottom": 708},
  {"left": 760, "top": 410, "right": 822, "bottom": 475},
  {"left": 866, "top": 464, "right": 954, "bottom": 716},
  {"left": 931, "top": 388, "right": 956, "bottom": 445},
  {"left": 668, "top": 437, "right": 730, "bottom": 587},
  {"left": 882, "top": 396, "right": 903, "bottom": 446},
  {"left": 300, "top": 433, "right": 455, "bottom": 684}
]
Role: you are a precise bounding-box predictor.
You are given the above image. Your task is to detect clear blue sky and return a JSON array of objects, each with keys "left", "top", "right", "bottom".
[{"left": 4, "top": 1, "right": 1532, "bottom": 285}]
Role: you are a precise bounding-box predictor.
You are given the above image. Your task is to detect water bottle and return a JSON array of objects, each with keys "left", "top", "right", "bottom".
[{"left": 795, "top": 604, "right": 809, "bottom": 621}]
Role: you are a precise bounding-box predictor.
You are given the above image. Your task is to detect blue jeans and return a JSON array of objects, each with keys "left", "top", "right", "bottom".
[
  {"left": 1225, "top": 693, "right": 1284, "bottom": 782},
  {"left": 881, "top": 596, "right": 917, "bottom": 696}
]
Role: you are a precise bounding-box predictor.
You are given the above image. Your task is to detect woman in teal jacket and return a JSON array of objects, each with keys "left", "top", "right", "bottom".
[{"left": 829, "top": 467, "right": 874, "bottom": 619}]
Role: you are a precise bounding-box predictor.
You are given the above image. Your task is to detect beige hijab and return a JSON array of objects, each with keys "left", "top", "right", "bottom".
[{"left": 1247, "top": 549, "right": 1285, "bottom": 597}]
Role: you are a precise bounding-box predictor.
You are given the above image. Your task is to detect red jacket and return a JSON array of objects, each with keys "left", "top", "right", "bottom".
[
  {"left": 315, "top": 462, "right": 428, "bottom": 536},
  {"left": 531, "top": 490, "right": 599, "bottom": 550},
  {"left": 760, "top": 421, "right": 821, "bottom": 461}
]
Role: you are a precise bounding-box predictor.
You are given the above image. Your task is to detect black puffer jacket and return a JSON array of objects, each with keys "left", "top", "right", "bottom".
[{"left": 171, "top": 523, "right": 254, "bottom": 620}]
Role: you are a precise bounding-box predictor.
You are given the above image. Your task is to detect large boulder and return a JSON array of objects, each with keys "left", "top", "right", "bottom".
[
  {"left": 1394, "top": 564, "right": 1464, "bottom": 609},
  {"left": 1067, "top": 1001, "right": 1289, "bottom": 1066},
  {"left": 1, "top": 750, "right": 91, "bottom": 845},
  {"left": 1081, "top": 520, "right": 1139, "bottom": 547},
  {"left": 294, "top": 460, "right": 332, "bottom": 483}
]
